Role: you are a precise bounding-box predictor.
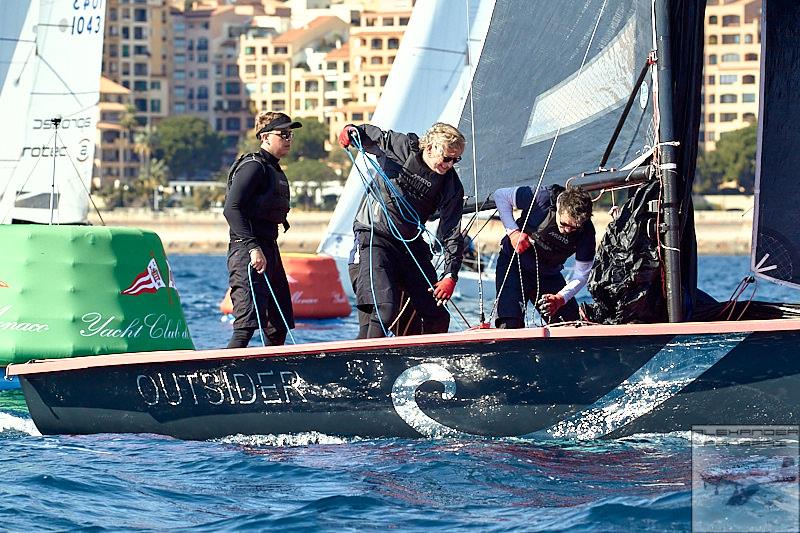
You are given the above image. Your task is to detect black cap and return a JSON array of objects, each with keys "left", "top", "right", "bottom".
[{"left": 255, "top": 113, "right": 302, "bottom": 138}]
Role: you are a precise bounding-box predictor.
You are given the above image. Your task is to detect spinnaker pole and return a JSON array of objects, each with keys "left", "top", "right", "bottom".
[{"left": 654, "top": 0, "right": 683, "bottom": 322}]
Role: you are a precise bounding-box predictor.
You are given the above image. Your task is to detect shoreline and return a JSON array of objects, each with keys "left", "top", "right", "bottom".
[{"left": 90, "top": 208, "right": 754, "bottom": 256}]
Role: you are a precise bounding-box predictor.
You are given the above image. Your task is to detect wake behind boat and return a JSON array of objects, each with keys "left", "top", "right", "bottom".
[{"left": 8, "top": 0, "right": 800, "bottom": 441}]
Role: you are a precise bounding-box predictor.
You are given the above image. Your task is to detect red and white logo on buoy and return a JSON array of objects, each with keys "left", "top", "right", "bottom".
[
  {"left": 0, "top": 280, "right": 8, "bottom": 288},
  {"left": 121, "top": 258, "right": 179, "bottom": 296}
]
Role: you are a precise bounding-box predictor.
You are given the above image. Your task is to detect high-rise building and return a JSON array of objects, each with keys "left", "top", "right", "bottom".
[
  {"left": 95, "top": 77, "right": 137, "bottom": 189},
  {"left": 103, "top": 0, "right": 172, "bottom": 127},
  {"left": 701, "top": 0, "right": 761, "bottom": 151}
]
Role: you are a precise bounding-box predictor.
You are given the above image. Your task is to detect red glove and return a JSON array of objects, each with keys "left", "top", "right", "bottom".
[
  {"left": 508, "top": 229, "right": 531, "bottom": 254},
  {"left": 338, "top": 125, "right": 357, "bottom": 148},
  {"left": 431, "top": 277, "right": 456, "bottom": 305},
  {"left": 537, "top": 293, "right": 565, "bottom": 317}
]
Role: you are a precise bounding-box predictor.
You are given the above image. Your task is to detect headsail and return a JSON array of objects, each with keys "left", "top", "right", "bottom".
[
  {"left": 0, "top": 0, "right": 105, "bottom": 224},
  {"left": 751, "top": 0, "right": 800, "bottom": 290},
  {"left": 456, "top": 0, "right": 656, "bottom": 209}
]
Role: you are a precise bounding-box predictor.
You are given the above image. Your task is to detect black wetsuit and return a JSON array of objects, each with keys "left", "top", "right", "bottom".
[
  {"left": 350, "top": 125, "right": 465, "bottom": 337},
  {"left": 495, "top": 185, "right": 596, "bottom": 326},
  {"left": 223, "top": 148, "right": 294, "bottom": 347}
]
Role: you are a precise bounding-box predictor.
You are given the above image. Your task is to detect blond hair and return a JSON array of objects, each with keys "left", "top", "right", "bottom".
[
  {"left": 419, "top": 122, "right": 466, "bottom": 154},
  {"left": 254, "top": 111, "right": 283, "bottom": 136}
]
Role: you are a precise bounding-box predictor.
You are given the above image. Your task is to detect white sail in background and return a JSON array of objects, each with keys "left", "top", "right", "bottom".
[
  {"left": 317, "top": 0, "right": 496, "bottom": 283},
  {"left": 0, "top": 0, "right": 105, "bottom": 224}
]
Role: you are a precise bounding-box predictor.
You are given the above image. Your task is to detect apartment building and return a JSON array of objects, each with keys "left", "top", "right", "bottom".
[
  {"left": 701, "top": 0, "right": 761, "bottom": 151},
  {"left": 103, "top": 0, "right": 172, "bottom": 127},
  {"left": 239, "top": 16, "right": 349, "bottom": 126},
  {"left": 95, "top": 77, "right": 137, "bottom": 189}
]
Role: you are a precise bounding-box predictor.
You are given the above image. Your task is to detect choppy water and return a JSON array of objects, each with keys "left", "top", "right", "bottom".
[{"left": 1, "top": 255, "right": 796, "bottom": 531}]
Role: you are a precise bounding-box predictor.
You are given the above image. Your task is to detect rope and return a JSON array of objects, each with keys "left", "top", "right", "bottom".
[{"left": 247, "top": 264, "right": 296, "bottom": 346}]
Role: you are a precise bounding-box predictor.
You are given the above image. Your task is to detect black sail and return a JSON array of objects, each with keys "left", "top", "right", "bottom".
[
  {"left": 457, "top": 0, "right": 656, "bottom": 209},
  {"left": 752, "top": 0, "right": 800, "bottom": 289}
]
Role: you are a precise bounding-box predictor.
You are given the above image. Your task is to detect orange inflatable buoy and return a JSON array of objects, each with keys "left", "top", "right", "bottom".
[{"left": 219, "top": 252, "right": 351, "bottom": 319}]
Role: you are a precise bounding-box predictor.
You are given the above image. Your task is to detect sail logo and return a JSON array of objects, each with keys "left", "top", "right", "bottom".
[
  {"left": 33, "top": 117, "right": 92, "bottom": 130},
  {"left": 76, "top": 138, "right": 92, "bottom": 162},
  {"left": 121, "top": 257, "right": 179, "bottom": 296}
]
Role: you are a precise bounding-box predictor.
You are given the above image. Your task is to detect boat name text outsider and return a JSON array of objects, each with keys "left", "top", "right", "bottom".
[
  {"left": 80, "top": 312, "right": 190, "bottom": 340},
  {"left": 136, "top": 370, "right": 309, "bottom": 406}
]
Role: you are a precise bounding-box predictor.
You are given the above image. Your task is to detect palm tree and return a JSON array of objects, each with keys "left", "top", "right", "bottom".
[{"left": 133, "top": 125, "right": 159, "bottom": 183}]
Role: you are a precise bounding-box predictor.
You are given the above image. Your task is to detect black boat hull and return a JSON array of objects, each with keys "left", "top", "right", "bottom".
[{"left": 12, "top": 321, "right": 800, "bottom": 440}]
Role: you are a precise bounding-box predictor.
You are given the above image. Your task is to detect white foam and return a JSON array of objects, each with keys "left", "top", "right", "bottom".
[
  {"left": 216, "top": 431, "right": 356, "bottom": 447},
  {"left": 0, "top": 412, "right": 40, "bottom": 436}
]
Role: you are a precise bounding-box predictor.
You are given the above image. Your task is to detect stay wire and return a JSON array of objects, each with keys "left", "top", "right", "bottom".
[{"left": 247, "top": 264, "right": 297, "bottom": 346}]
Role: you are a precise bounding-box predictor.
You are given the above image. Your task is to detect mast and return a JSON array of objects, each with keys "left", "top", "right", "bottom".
[{"left": 654, "top": 0, "right": 683, "bottom": 322}]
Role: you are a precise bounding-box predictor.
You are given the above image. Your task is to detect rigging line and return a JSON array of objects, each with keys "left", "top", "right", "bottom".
[
  {"left": 0, "top": 37, "right": 37, "bottom": 43},
  {"left": 36, "top": 54, "right": 85, "bottom": 107},
  {"left": 491, "top": 0, "right": 609, "bottom": 326},
  {"left": 13, "top": 36, "right": 35, "bottom": 84},
  {"left": 463, "top": 0, "right": 486, "bottom": 323},
  {"left": 57, "top": 132, "right": 105, "bottom": 226},
  {"left": 0, "top": 131, "right": 56, "bottom": 222}
]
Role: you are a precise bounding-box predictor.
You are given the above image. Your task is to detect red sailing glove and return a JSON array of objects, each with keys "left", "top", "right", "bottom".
[
  {"left": 338, "top": 125, "right": 357, "bottom": 148},
  {"left": 431, "top": 277, "right": 457, "bottom": 305},
  {"left": 508, "top": 229, "right": 531, "bottom": 254},
  {"left": 537, "top": 293, "right": 565, "bottom": 318}
]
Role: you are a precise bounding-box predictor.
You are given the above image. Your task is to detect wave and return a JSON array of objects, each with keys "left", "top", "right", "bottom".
[{"left": 0, "top": 412, "right": 40, "bottom": 436}]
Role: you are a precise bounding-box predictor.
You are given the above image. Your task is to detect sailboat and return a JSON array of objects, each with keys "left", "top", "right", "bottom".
[
  {"left": 0, "top": 1, "right": 194, "bottom": 382},
  {"left": 9, "top": 0, "right": 800, "bottom": 440}
]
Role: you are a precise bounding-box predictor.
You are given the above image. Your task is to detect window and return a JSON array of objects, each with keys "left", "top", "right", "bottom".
[
  {"left": 174, "top": 103, "right": 186, "bottom": 113},
  {"left": 380, "top": 75, "right": 388, "bottom": 86},
  {"left": 271, "top": 82, "right": 285, "bottom": 93},
  {"left": 343, "top": 61, "right": 350, "bottom": 73},
  {"left": 363, "top": 75, "right": 375, "bottom": 87},
  {"left": 371, "top": 38, "right": 382, "bottom": 50},
  {"left": 708, "top": 94, "right": 715, "bottom": 103},
  {"left": 225, "top": 118, "right": 241, "bottom": 131},
  {"left": 722, "top": 15, "right": 740, "bottom": 27},
  {"left": 707, "top": 54, "right": 717, "bottom": 65},
  {"left": 174, "top": 86, "right": 185, "bottom": 98},
  {"left": 245, "top": 64, "right": 256, "bottom": 74},
  {"left": 274, "top": 46, "right": 288, "bottom": 54},
  {"left": 707, "top": 113, "right": 715, "bottom": 123},
  {"left": 174, "top": 38, "right": 186, "bottom": 49},
  {"left": 134, "top": 63, "right": 148, "bottom": 75},
  {"left": 399, "top": 17, "right": 409, "bottom": 25},
  {"left": 245, "top": 46, "right": 256, "bottom": 55},
  {"left": 150, "top": 99, "right": 161, "bottom": 113},
  {"left": 261, "top": 65, "right": 267, "bottom": 75},
  {"left": 721, "top": 53, "right": 740, "bottom": 62},
  {"left": 720, "top": 94, "right": 737, "bottom": 103},
  {"left": 272, "top": 99, "right": 285, "bottom": 111},
  {"left": 708, "top": 35, "right": 717, "bottom": 44},
  {"left": 370, "top": 57, "right": 382, "bottom": 65},
  {"left": 304, "top": 99, "right": 318, "bottom": 110},
  {"left": 707, "top": 75, "right": 715, "bottom": 85},
  {"left": 745, "top": 53, "right": 758, "bottom": 61},
  {"left": 720, "top": 113, "right": 737, "bottom": 122},
  {"left": 197, "top": 86, "right": 208, "bottom": 99},
  {"left": 352, "top": 112, "right": 363, "bottom": 121},
  {"left": 133, "top": 26, "right": 145, "bottom": 40},
  {"left": 743, "top": 75, "right": 756, "bottom": 84},
  {"left": 198, "top": 101, "right": 208, "bottom": 112},
  {"left": 744, "top": 34, "right": 753, "bottom": 44},
  {"left": 719, "top": 74, "right": 737, "bottom": 84},
  {"left": 197, "top": 53, "right": 208, "bottom": 63},
  {"left": 134, "top": 45, "right": 148, "bottom": 56},
  {"left": 742, "top": 93, "right": 756, "bottom": 103},
  {"left": 388, "top": 38, "right": 400, "bottom": 50},
  {"left": 382, "top": 17, "right": 394, "bottom": 26},
  {"left": 225, "top": 64, "right": 239, "bottom": 77},
  {"left": 325, "top": 81, "right": 336, "bottom": 91},
  {"left": 743, "top": 112, "right": 756, "bottom": 122},
  {"left": 134, "top": 8, "right": 146, "bottom": 22},
  {"left": 325, "top": 99, "right": 337, "bottom": 107},
  {"left": 305, "top": 80, "right": 319, "bottom": 92},
  {"left": 133, "top": 80, "right": 147, "bottom": 91},
  {"left": 122, "top": 45, "right": 130, "bottom": 57},
  {"left": 721, "top": 34, "right": 740, "bottom": 44},
  {"left": 197, "top": 38, "right": 208, "bottom": 51},
  {"left": 708, "top": 15, "right": 718, "bottom": 24},
  {"left": 272, "top": 64, "right": 286, "bottom": 75},
  {"left": 365, "top": 17, "right": 376, "bottom": 27},
  {"left": 327, "top": 61, "right": 337, "bottom": 70},
  {"left": 134, "top": 98, "right": 147, "bottom": 112},
  {"left": 225, "top": 82, "right": 240, "bottom": 95},
  {"left": 174, "top": 54, "right": 186, "bottom": 64}
]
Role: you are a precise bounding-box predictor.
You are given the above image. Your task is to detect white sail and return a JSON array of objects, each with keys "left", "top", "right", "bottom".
[
  {"left": 0, "top": 0, "right": 105, "bottom": 224},
  {"left": 317, "top": 0, "right": 496, "bottom": 287}
]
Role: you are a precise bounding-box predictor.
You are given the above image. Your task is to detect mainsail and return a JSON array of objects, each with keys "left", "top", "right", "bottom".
[
  {"left": 457, "top": 0, "right": 657, "bottom": 209},
  {"left": 0, "top": 0, "right": 104, "bottom": 224},
  {"left": 751, "top": 0, "right": 800, "bottom": 290}
]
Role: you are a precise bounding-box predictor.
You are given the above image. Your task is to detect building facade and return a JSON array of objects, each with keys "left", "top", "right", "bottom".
[{"left": 701, "top": 0, "right": 761, "bottom": 151}]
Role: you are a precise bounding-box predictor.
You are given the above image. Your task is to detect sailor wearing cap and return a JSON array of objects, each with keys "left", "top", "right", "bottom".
[{"left": 223, "top": 111, "right": 302, "bottom": 348}]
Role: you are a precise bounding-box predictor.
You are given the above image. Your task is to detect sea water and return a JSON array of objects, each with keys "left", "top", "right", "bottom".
[{"left": 0, "top": 255, "right": 796, "bottom": 531}]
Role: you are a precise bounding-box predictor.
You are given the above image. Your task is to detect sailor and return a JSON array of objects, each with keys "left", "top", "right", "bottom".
[
  {"left": 338, "top": 122, "right": 466, "bottom": 338},
  {"left": 223, "top": 111, "right": 301, "bottom": 348},
  {"left": 493, "top": 184, "right": 595, "bottom": 326}
]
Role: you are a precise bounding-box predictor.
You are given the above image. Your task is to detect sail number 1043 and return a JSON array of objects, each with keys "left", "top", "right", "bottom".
[{"left": 71, "top": 16, "right": 102, "bottom": 35}]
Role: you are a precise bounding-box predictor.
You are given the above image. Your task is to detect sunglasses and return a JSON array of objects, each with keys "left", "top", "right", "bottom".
[
  {"left": 442, "top": 155, "right": 462, "bottom": 163},
  {"left": 270, "top": 130, "right": 294, "bottom": 140},
  {"left": 559, "top": 217, "right": 582, "bottom": 231}
]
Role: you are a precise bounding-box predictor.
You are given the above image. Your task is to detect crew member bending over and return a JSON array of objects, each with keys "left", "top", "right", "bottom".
[{"left": 493, "top": 184, "right": 595, "bottom": 327}]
